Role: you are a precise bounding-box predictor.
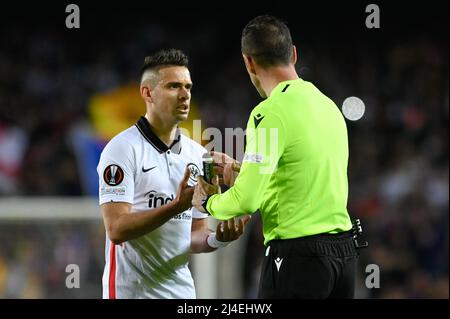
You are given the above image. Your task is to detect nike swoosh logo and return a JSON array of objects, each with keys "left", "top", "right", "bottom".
[{"left": 142, "top": 166, "right": 156, "bottom": 173}]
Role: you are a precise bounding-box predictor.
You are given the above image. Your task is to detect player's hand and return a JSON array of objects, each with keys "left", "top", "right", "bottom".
[
  {"left": 210, "top": 151, "right": 241, "bottom": 187},
  {"left": 192, "top": 175, "right": 221, "bottom": 212},
  {"left": 216, "top": 215, "right": 251, "bottom": 242},
  {"left": 174, "top": 167, "right": 194, "bottom": 211}
]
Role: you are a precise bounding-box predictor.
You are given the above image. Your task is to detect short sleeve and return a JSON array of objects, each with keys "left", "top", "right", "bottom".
[{"left": 97, "top": 137, "right": 135, "bottom": 205}]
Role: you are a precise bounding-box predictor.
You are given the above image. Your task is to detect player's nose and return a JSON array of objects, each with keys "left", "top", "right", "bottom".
[
  {"left": 179, "top": 94, "right": 189, "bottom": 101},
  {"left": 178, "top": 87, "right": 190, "bottom": 100}
]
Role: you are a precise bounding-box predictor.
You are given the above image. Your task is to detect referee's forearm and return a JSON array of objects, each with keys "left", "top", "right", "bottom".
[
  {"left": 207, "top": 190, "right": 257, "bottom": 220},
  {"left": 207, "top": 160, "right": 273, "bottom": 218}
]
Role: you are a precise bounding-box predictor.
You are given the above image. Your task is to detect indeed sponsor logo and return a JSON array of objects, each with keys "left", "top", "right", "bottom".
[{"left": 146, "top": 190, "right": 174, "bottom": 208}]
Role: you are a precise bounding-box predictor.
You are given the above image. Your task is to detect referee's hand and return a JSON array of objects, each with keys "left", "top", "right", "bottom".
[
  {"left": 216, "top": 215, "right": 251, "bottom": 242},
  {"left": 192, "top": 175, "right": 220, "bottom": 212},
  {"left": 210, "top": 151, "right": 240, "bottom": 187}
]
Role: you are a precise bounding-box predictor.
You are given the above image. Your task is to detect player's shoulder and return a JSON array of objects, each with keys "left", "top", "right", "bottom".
[
  {"left": 180, "top": 133, "right": 207, "bottom": 155},
  {"left": 102, "top": 125, "right": 141, "bottom": 154}
]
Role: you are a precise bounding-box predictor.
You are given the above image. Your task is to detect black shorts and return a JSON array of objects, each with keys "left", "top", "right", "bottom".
[{"left": 258, "top": 231, "right": 358, "bottom": 299}]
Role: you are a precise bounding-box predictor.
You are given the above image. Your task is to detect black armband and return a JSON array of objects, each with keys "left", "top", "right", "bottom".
[{"left": 202, "top": 195, "right": 212, "bottom": 215}]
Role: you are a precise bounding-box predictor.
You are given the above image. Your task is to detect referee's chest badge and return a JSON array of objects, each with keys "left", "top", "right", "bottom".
[
  {"left": 103, "top": 164, "right": 124, "bottom": 186},
  {"left": 187, "top": 163, "right": 200, "bottom": 184}
]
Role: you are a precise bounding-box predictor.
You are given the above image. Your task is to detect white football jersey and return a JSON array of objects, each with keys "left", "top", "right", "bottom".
[{"left": 97, "top": 116, "right": 208, "bottom": 299}]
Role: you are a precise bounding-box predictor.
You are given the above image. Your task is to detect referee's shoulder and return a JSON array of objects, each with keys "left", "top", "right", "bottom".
[
  {"left": 249, "top": 100, "right": 267, "bottom": 117},
  {"left": 250, "top": 99, "right": 284, "bottom": 122}
]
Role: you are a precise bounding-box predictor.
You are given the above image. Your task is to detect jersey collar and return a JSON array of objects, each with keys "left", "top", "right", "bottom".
[
  {"left": 269, "top": 78, "right": 303, "bottom": 97},
  {"left": 135, "top": 116, "right": 182, "bottom": 154}
]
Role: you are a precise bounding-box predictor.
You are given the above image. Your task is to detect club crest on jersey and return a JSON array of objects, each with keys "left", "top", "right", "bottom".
[
  {"left": 187, "top": 163, "right": 200, "bottom": 184},
  {"left": 103, "top": 164, "right": 124, "bottom": 186}
]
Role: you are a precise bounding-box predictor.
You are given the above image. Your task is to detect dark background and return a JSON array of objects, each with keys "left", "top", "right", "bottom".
[{"left": 0, "top": 1, "right": 448, "bottom": 298}]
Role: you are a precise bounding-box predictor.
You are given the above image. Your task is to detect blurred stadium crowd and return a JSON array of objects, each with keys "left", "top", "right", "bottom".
[{"left": 0, "top": 5, "right": 448, "bottom": 298}]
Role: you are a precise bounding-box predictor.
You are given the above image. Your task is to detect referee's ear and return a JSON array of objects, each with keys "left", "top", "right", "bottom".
[
  {"left": 292, "top": 45, "right": 298, "bottom": 65},
  {"left": 243, "top": 54, "right": 256, "bottom": 75}
]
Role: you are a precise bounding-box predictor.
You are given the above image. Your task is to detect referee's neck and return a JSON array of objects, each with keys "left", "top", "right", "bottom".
[{"left": 260, "top": 65, "right": 299, "bottom": 97}]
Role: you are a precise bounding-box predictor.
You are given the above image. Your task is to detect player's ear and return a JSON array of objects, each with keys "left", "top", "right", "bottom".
[
  {"left": 292, "top": 45, "right": 297, "bottom": 65},
  {"left": 242, "top": 54, "right": 256, "bottom": 75},
  {"left": 140, "top": 84, "right": 153, "bottom": 103}
]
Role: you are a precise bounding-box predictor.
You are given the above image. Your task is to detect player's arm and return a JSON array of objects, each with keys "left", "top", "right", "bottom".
[
  {"left": 190, "top": 218, "right": 215, "bottom": 253},
  {"left": 102, "top": 168, "right": 193, "bottom": 244},
  {"left": 200, "top": 110, "right": 286, "bottom": 220},
  {"left": 190, "top": 216, "right": 251, "bottom": 253}
]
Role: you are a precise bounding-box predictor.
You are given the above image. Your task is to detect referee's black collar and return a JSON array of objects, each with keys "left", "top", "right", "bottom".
[{"left": 135, "top": 116, "right": 182, "bottom": 154}]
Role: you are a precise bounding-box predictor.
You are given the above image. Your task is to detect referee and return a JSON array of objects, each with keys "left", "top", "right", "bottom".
[{"left": 193, "top": 15, "right": 358, "bottom": 298}]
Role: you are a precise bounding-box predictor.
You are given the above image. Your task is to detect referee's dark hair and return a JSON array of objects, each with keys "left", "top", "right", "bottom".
[
  {"left": 241, "top": 15, "right": 293, "bottom": 68},
  {"left": 141, "top": 48, "right": 189, "bottom": 75}
]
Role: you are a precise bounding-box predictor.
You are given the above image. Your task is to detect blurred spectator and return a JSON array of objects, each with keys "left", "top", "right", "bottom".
[{"left": 0, "top": 124, "right": 27, "bottom": 194}]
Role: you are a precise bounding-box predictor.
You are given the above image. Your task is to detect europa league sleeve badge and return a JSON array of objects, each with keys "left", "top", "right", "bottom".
[{"left": 103, "top": 164, "right": 125, "bottom": 186}]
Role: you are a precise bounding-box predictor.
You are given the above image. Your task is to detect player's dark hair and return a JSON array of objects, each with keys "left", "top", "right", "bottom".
[
  {"left": 141, "top": 48, "right": 189, "bottom": 75},
  {"left": 241, "top": 15, "right": 293, "bottom": 68}
]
